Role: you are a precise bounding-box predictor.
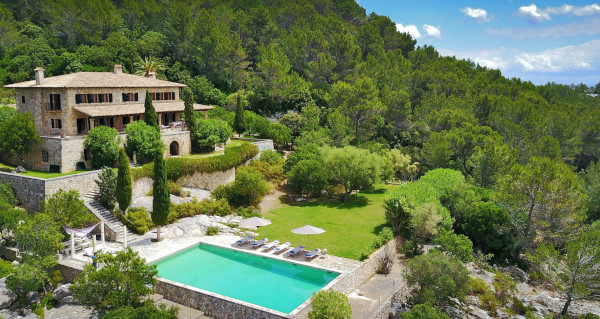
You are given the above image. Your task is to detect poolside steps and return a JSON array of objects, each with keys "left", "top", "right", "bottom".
[
  {"left": 148, "top": 294, "right": 210, "bottom": 319},
  {"left": 82, "top": 188, "right": 140, "bottom": 244}
]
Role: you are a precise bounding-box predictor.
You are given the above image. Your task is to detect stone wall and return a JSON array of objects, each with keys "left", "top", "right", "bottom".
[
  {"left": 0, "top": 172, "right": 46, "bottom": 211},
  {"left": 161, "top": 130, "right": 192, "bottom": 157},
  {"left": 176, "top": 168, "right": 236, "bottom": 191},
  {"left": 45, "top": 170, "right": 100, "bottom": 198},
  {"left": 0, "top": 169, "right": 101, "bottom": 211},
  {"left": 0, "top": 247, "right": 19, "bottom": 261},
  {"left": 156, "top": 279, "right": 289, "bottom": 319},
  {"left": 132, "top": 177, "right": 153, "bottom": 199},
  {"left": 56, "top": 262, "right": 84, "bottom": 283}
]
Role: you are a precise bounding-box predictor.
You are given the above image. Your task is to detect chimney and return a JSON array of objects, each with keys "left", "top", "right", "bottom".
[
  {"left": 113, "top": 64, "right": 123, "bottom": 74},
  {"left": 147, "top": 72, "right": 156, "bottom": 79},
  {"left": 34, "top": 67, "right": 44, "bottom": 85}
]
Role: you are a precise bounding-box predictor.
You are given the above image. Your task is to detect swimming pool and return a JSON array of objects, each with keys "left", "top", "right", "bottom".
[{"left": 151, "top": 243, "right": 339, "bottom": 314}]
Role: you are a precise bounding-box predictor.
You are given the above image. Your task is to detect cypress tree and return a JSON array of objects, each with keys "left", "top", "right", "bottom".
[
  {"left": 182, "top": 87, "right": 196, "bottom": 128},
  {"left": 151, "top": 150, "right": 170, "bottom": 241},
  {"left": 116, "top": 148, "right": 132, "bottom": 211},
  {"left": 144, "top": 90, "right": 159, "bottom": 129},
  {"left": 233, "top": 92, "right": 245, "bottom": 136}
]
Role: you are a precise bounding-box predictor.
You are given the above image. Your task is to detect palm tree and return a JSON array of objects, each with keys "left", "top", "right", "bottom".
[{"left": 134, "top": 56, "right": 167, "bottom": 80}]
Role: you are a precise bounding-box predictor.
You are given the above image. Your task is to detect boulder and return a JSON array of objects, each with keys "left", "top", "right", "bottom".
[
  {"left": 467, "top": 306, "right": 493, "bottom": 319},
  {"left": 11, "top": 166, "right": 26, "bottom": 174},
  {"left": 26, "top": 291, "right": 39, "bottom": 304},
  {"left": 52, "top": 284, "right": 72, "bottom": 301},
  {"left": 0, "top": 278, "right": 16, "bottom": 309},
  {"left": 442, "top": 306, "right": 466, "bottom": 319}
]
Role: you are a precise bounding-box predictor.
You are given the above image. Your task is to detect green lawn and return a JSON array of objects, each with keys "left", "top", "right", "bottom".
[
  {"left": 255, "top": 184, "right": 394, "bottom": 260},
  {"left": 0, "top": 162, "right": 95, "bottom": 179},
  {"left": 182, "top": 140, "right": 249, "bottom": 159}
]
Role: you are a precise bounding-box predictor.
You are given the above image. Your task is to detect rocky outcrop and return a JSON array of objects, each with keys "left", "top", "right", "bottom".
[
  {"left": 0, "top": 277, "right": 16, "bottom": 309},
  {"left": 52, "top": 284, "right": 72, "bottom": 302}
]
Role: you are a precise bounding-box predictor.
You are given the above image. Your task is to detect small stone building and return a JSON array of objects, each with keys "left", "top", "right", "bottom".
[{"left": 3, "top": 65, "right": 213, "bottom": 173}]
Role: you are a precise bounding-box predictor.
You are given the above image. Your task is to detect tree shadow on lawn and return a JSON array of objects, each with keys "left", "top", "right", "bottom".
[
  {"left": 281, "top": 195, "right": 371, "bottom": 210},
  {"left": 371, "top": 222, "right": 393, "bottom": 235}
]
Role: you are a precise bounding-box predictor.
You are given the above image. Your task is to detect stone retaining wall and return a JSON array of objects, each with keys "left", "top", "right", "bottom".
[
  {"left": 156, "top": 279, "right": 289, "bottom": 319},
  {"left": 0, "top": 170, "right": 101, "bottom": 211},
  {"left": 176, "top": 168, "right": 236, "bottom": 190},
  {"left": 56, "top": 262, "right": 84, "bottom": 283},
  {"left": 0, "top": 172, "right": 46, "bottom": 211},
  {"left": 0, "top": 247, "right": 19, "bottom": 261}
]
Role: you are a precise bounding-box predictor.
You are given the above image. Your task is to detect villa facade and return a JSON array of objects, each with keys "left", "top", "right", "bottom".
[{"left": 4, "top": 65, "right": 213, "bottom": 173}]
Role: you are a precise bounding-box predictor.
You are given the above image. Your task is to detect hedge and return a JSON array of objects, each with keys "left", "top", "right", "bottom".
[{"left": 132, "top": 143, "right": 259, "bottom": 181}]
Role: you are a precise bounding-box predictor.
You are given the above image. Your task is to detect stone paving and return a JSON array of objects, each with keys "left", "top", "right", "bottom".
[{"left": 348, "top": 255, "right": 406, "bottom": 319}]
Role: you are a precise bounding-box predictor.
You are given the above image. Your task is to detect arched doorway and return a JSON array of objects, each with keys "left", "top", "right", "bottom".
[{"left": 169, "top": 141, "right": 179, "bottom": 156}]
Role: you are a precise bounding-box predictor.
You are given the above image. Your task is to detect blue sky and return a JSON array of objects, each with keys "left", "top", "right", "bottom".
[{"left": 359, "top": 1, "right": 600, "bottom": 86}]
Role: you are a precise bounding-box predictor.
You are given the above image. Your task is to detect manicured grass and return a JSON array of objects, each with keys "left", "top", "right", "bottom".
[
  {"left": 0, "top": 259, "right": 13, "bottom": 278},
  {"left": 0, "top": 162, "right": 95, "bottom": 179},
  {"left": 181, "top": 140, "right": 249, "bottom": 159},
  {"left": 256, "top": 184, "right": 394, "bottom": 260}
]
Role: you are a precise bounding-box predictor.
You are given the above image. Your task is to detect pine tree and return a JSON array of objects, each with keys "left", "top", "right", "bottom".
[
  {"left": 144, "top": 90, "right": 159, "bottom": 129},
  {"left": 116, "top": 148, "right": 132, "bottom": 211},
  {"left": 233, "top": 92, "right": 245, "bottom": 136},
  {"left": 151, "top": 150, "right": 169, "bottom": 241},
  {"left": 181, "top": 87, "right": 196, "bottom": 128}
]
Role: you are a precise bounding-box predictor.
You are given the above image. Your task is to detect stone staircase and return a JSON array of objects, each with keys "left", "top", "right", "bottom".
[
  {"left": 82, "top": 187, "right": 140, "bottom": 244},
  {"left": 148, "top": 294, "right": 212, "bottom": 319}
]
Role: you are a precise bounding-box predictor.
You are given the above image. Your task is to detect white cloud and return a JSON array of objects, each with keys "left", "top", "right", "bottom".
[
  {"left": 395, "top": 23, "right": 421, "bottom": 39},
  {"left": 515, "top": 40, "right": 600, "bottom": 72},
  {"left": 423, "top": 24, "right": 441, "bottom": 38},
  {"left": 439, "top": 40, "right": 600, "bottom": 75},
  {"left": 547, "top": 3, "right": 600, "bottom": 16},
  {"left": 518, "top": 3, "right": 600, "bottom": 22},
  {"left": 462, "top": 7, "right": 490, "bottom": 22},
  {"left": 518, "top": 4, "right": 551, "bottom": 22}
]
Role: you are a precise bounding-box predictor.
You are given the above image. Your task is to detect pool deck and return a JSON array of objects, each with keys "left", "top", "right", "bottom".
[{"left": 59, "top": 214, "right": 382, "bottom": 319}]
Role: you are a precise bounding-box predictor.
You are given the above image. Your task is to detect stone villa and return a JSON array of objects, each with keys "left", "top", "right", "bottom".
[{"left": 3, "top": 65, "right": 213, "bottom": 173}]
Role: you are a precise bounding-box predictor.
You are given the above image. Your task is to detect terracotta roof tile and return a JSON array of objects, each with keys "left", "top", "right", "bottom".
[
  {"left": 73, "top": 102, "right": 213, "bottom": 117},
  {"left": 5, "top": 72, "right": 186, "bottom": 89}
]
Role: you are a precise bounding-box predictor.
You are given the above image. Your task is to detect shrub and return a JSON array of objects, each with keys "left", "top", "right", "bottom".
[
  {"left": 249, "top": 160, "right": 285, "bottom": 183},
  {"left": 212, "top": 166, "right": 269, "bottom": 207},
  {"left": 479, "top": 290, "right": 500, "bottom": 314},
  {"left": 0, "top": 259, "right": 13, "bottom": 278},
  {"left": 0, "top": 181, "right": 17, "bottom": 206},
  {"left": 259, "top": 150, "right": 284, "bottom": 165},
  {"left": 6, "top": 263, "right": 47, "bottom": 302},
  {"left": 376, "top": 245, "right": 394, "bottom": 274},
  {"left": 41, "top": 189, "right": 96, "bottom": 228},
  {"left": 148, "top": 181, "right": 184, "bottom": 197},
  {"left": 493, "top": 273, "right": 516, "bottom": 304},
  {"left": 124, "top": 207, "right": 154, "bottom": 235},
  {"left": 404, "top": 251, "right": 470, "bottom": 306},
  {"left": 372, "top": 227, "right": 394, "bottom": 249},
  {"left": 72, "top": 248, "right": 157, "bottom": 311},
  {"left": 468, "top": 277, "right": 489, "bottom": 295},
  {"left": 236, "top": 206, "right": 261, "bottom": 218},
  {"left": 132, "top": 143, "right": 259, "bottom": 181},
  {"left": 103, "top": 299, "right": 178, "bottom": 319},
  {"left": 308, "top": 289, "right": 351, "bottom": 319},
  {"left": 169, "top": 198, "right": 232, "bottom": 222},
  {"left": 191, "top": 119, "right": 233, "bottom": 152},
  {"left": 124, "top": 121, "right": 163, "bottom": 164},
  {"left": 85, "top": 126, "right": 120, "bottom": 168},
  {"left": 206, "top": 226, "right": 220, "bottom": 236},
  {"left": 435, "top": 230, "right": 474, "bottom": 262},
  {"left": 96, "top": 167, "right": 117, "bottom": 210},
  {"left": 400, "top": 304, "right": 450, "bottom": 319}
]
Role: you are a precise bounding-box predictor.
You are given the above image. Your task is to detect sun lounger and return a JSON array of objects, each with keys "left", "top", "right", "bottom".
[
  {"left": 251, "top": 238, "right": 269, "bottom": 249},
  {"left": 262, "top": 240, "right": 280, "bottom": 251},
  {"left": 305, "top": 248, "right": 321, "bottom": 260},
  {"left": 236, "top": 235, "right": 254, "bottom": 246},
  {"left": 274, "top": 242, "right": 291, "bottom": 254},
  {"left": 288, "top": 245, "right": 306, "bottom": 256}
]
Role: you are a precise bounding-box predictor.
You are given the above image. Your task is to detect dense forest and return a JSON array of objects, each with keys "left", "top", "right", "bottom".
[{"left": 0, "top": 1, "right": 600, "bottom": 317}]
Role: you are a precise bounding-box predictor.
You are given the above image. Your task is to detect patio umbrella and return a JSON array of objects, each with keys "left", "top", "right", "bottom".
[
  {"left": 238, "top": 217, "right": 272, "bottom": 228},
  {"left": 291, "top": 225, "right": 325, "bottom": 249},
  {"left": 238, "top": 217, "right": 271, "bottom": 238}
]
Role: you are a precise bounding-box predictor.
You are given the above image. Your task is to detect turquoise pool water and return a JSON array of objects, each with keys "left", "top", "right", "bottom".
[{"left": 152, "top": 243, "right": 339, "bottom": 314}]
